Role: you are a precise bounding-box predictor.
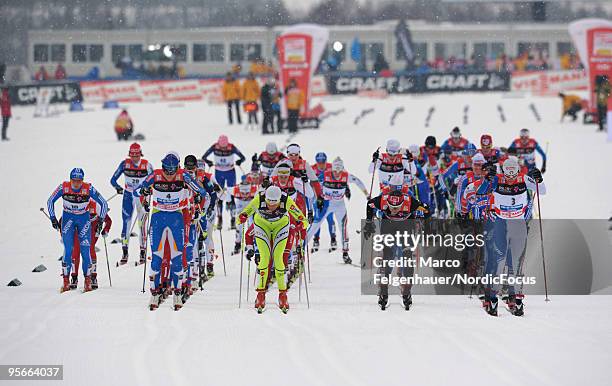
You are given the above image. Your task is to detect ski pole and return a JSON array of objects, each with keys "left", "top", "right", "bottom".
[
  {"left": 535, "top": 181, "right": 550, "bottom": 302},
  {"left": 246, "top": 251, "right": 251, "bottom": 303},
  {"left": 218, "top": 226, "right": 227, "bottom": 276},
  {"left": 102, "top": 235, "right": 113, "bottom": 288},
  {"left": 141, "top": 211, "right": 150, "bottom": 293},
  {"left": 367, "top": 147, "right": 380, "bottom": 199},
  {"left": 300, "top": 233, "right": 310, "bottom": 309},
  {"left": 299, "top": 180, "right": 312, "bottom": 283},
  {"left": 106, "top": 192, "right": 120, "bottom": 203},
  {"left": 238, "top": 222, "right": 245, "bottom": 308}
]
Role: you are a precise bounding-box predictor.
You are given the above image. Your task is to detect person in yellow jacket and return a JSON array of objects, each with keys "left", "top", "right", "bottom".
[
  {"left": 242, "top": 72, "right": 260, "bottom": 126},
  {"left": 237, "top": 185, "right": 308, "bottom": 314},
  {"left": 285, "top": 78, "right": 305, "bottom": 133},
  {"left": 558, "top": 92, "right": 583, "bottom": 122},
  {"left": 222, "top": 72, "right": 242, "bottom": 125}
]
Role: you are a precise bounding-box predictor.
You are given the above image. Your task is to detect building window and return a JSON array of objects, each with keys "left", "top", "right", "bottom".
[
  {"left": 210, "top": 43, "right": 225, "bottom": 62},
  {"left": 34, "top": 44, "right": 49, "bottom": 62},
  {"left": 230, "top": 44, "right": 245, "bottom": 62},
  {"left": 368, "top": 42, "right": 384, "bottom": 61},
  {"left": 51, "top": 44, "right": 66, "bottom": 62},
  {"left": 174, "top": 44, "right": 187, "bottom": 62},
  {"left": 557, "top": 42, "right": 575, "bottom": 55},
  {"left": 491, "top": 42, "right": 505, "bottom": 58},
  {"left": 128, "top": 44, "right": 143, "bottom": 61},
  {"left": 72, "top": 44, "right": 87, "bottom": 63},
  {"left": 112, "top": 45, "right": 126, "bottom": 64},
  {"left": 193, "top": 44, "right": 207, "bottom": 62},
  {"left": 246, "top": 43, "right": 262, "bottom": 61},
  {"left": 435, "top": 42, "right": 466, "bottom": 60},
  {"left": 89, "top": 44, "right": 104, "bottom": 62},
  {"left": 517, "top": 42, "right": 549, "bottom": 57},
  {"left": 395, "top": 41, "right": 427, "bottom": 62}
]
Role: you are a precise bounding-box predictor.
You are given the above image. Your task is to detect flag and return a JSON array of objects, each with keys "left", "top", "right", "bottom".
[
  {"left": 351, "top": 38, "right": 362, "bottom": 63},
  {"left": 395, "top": 19, "right": 414, "bottom": 64}
]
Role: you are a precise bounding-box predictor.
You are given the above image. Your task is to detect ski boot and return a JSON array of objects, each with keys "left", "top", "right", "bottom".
[
  {"left": 83, "top": 276, "right": 93, "bottom": 292},
  {"left": 311, "top": 237, "right": 320, "bottom": 253},
  {"left": 342, "top": 251, "right": 352, "bottom": 264},
  {"left": 483, "top": 296, "right": 499, "bottom": 316},
  {"left": 181, "top": 284, "right": 191, "bottom": 303},
  {"left": 378, "top": 294, "right": 389, "bottom": 310},
  {"left": 91, "top": 273, "right": 98, "bottom": 290},
  {"left": 118, "top": 246, "right": 129, "bottom": 266},
  {"left": 232, "top": 242, "right": 241, "bottom": 255},
  {"left": 69, "top": 274, "right": 78, "bottom": 290},
  {"left": 278, "top": 290, "right": 289, "bottom": 314},
  {"left": 507, "top": 294, "right": 525, "bottom": 316},
  {"left": 137, "top": 248, "right": 146, "bottom": 266},
  {"left": 255, "top": 290, "right": 266, "bottom": 314},
  {"left": 230, "top": 217, "right": 236, "bottom": 230},
  {"left": 401, "top": 294, "right": 413, "bottom": 310},
  {"left": 401, "top": 285, "right": 412, "bottom": 310},
  {"left": 378, "top": 285, "right": 389, "bottom": 310},
  {"left": 149, "top": 290, "right": 161, "bottom": 311},
  {"left": 329, "top": 235, "right": 337, "bottom": 252},
  {"left": 60, "top": 275, "right": 71, "bottom": 293},
  {"left": 173, "top": 290, "right": 183, "bottom": 311},
  {"left": 206, "top": 262, "right": 215, "bottom": 278}
]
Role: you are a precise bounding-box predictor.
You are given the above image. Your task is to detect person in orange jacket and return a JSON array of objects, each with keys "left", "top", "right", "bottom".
[
  {"left": 559, "top": 92, "right": 583, "bottom": 122},
  {"left": 222, "top": 72, "right": 242, "bottom": 125},
  {"left": 114, "top": 109, "right": 134, "bottom": 140},
  {"left": 285, "top": 78, "right": 304, "bottom": 133},
  {"left": 242, "top": 72, "right": 260, "bottom": 126}
]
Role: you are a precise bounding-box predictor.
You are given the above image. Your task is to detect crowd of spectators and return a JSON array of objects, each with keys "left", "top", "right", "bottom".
[{"left": 33, "top": 64, "right": 67, "bottom": 81}]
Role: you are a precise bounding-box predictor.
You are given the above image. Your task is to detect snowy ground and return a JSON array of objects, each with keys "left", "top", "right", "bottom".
[{"left": 0, "top": 93, "right": 611, "bottom": 386}]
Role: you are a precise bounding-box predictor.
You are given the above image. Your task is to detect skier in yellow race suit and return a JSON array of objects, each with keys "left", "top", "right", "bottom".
[{"left": 237, "top": 185, "right": 308, "bottom": 313}]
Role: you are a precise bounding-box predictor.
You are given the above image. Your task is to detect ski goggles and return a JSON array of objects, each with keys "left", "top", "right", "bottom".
[{"left": 277, "top": 168, "right": 291, "bottom": 176}]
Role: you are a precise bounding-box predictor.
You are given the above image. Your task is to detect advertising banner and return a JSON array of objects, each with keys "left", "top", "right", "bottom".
[
  {"left": 8, "top": 81, "right": 82, "bottom": 105},
  {"left": 276, "top": 24, "right": 329, "bottom": 115},
  {"left": 327, "top": 72, "right": 510, "bottom": 95}
]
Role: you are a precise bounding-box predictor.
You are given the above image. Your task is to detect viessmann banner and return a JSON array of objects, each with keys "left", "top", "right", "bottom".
[{"left": 327, "top": 71, "right": 510, "bottom": 94}]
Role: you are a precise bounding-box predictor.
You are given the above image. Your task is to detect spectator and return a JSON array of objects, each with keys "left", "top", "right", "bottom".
[
  {"left": 559, "top": 92, "right": 583, "bottom": 122},
  {"left": 260, "top": 78, "right": 274, "bottom": 134},
  {"left": 372, "top": 52, "right": 389, "bottom": 74},
  {"left": 35, "top": 65, "right": 49, "bottom": 81},
  {"left": 0, "top": 62, "right": 6, "bottom": 84},
  {"left": 231, "top": 63, "right": 242, "bottom": 76},
  {"left": 55, "top": 63, "right": 66, "bottom": 80},
  {"left": 114, "top": 109, "right": 134, "bottom": 140},
  {"left": 242, "top": 72, "right": 260, "bottom": 126},
  {"left": 595, "top": 75, "right": 610, "bottom": 132},
  {"left": 222, "top": 72, "right": 242, "bottom": 125},
  {"left": 1, "top": 88, "right": 11, "bottom": 141},
  {"left": 285, "top": 78, "right": 304, "bottom": 134},
  {"left": 270, "top": 78, "right": 283, "bottom": 133}
]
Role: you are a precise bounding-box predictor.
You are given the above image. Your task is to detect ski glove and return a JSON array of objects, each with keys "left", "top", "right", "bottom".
[
  {"left": 363, "top": 220, "right": 376, "bottom": 240},
  {"left": 238, "top": 213, "right": 249, "bottom": 225},
  {"left": 307, "top": 211, "right": 314, "bottom": 224},
  {"left": 372, "top": 149, "right": 380, "bottom": 162},
  {"left": 96, "top": 220, "right": 104, "bottom": 236},
  {"left": 143, "top": 200, "right": 150, "bottom": 213},
  {"left": 541, "top": 160, "right": 547, "bottom": 174},
  {"left": 204, "top": 159, "right": 214, "bottom": 167},
  {"left": 245, "top": 247, "right": 255, "bottom": 261},
  {"left": 251, "top": 153, "right": 258, "bottom": 163},
  {"left": 316, "top": 196, "right": 325, "bottom": 211},
  {"left": 345, "top": 186, "right": 352, "bottom": 200},
  {"left": 115, "top": 186, "right": 124, "bottom": 195},
  {"left": 236, "top": 159, "right": 243, "bottom": 166},
  {"left": 528, "top": 168, "right": 543, "bottom": 183},
  {"left": 194, "top": 194, "right": 202, "bottom": 205},
  {"left": 140, "top": 187, "right": 152, "bottom": 196},
  {"left": 51, "top": 217, "right": 60, "bottom": 230},
  {"left": 405, "top": 149, "right": 413, "bottom": 162}
]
